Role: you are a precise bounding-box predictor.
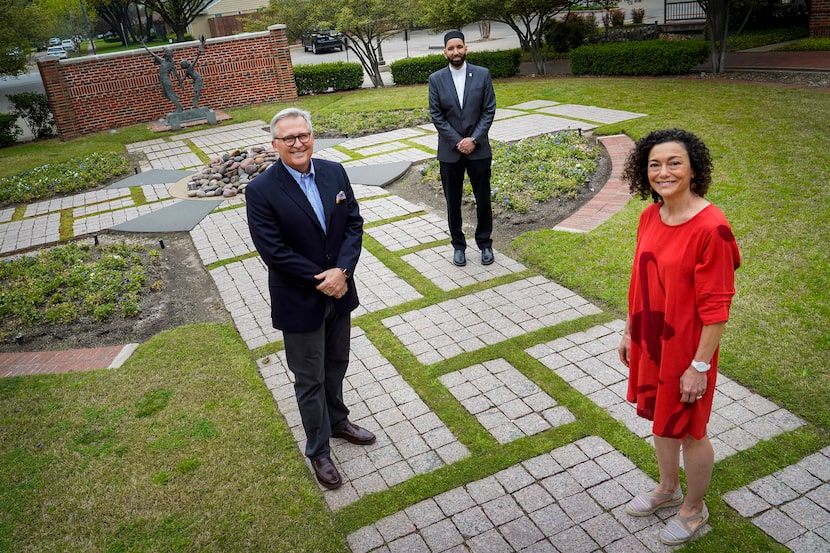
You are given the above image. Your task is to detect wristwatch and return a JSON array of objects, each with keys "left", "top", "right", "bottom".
[
  {"left": 471, "top": 137, "right": 478, "bottom": 145},
  {"left": 691, "top": 360, "right": 711, "bottom": 372},
  {"left": 340, "top": 268, "right": 352, "bottom": 279}
]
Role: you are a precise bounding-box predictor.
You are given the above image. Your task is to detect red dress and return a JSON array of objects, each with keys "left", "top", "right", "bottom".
[{"left": 627, "top": 202, "right": 740, "bottom": 439}]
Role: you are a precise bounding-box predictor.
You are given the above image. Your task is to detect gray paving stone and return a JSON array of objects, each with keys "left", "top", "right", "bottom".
[
  {"left": 723, "top": 488, "right": 772, "bottom": 517},
  {"left": 787, "top": 531, "right": 830, "bottom": 553},
  {"left": 405, "top": 498, "right": 446, "bottom": 529},
  {"left": 421, "top": 518, "right": 465, "bottom": 551},
  {"left": 466, "top": 528, "right": 511, "bottom": 553},
  {"left": 482, "top": 494, "right": 524, "bottom": 526},
  {"left": 749, "top": 475, "right": 801, "bottom": 506},
  {"left": 453, "top": 506, "right": 494, "bottom": 538},
  {"left": 498, "top": 516, "right": 545, "bottom": 550},
  {"left": 436, "top": 488, "right": 478, "bottom": 517},
  {"left": 753, "top": 508, "right": 808, "bottom": 543},
  {"left": 549, "top": 524, "right": 599, "bottom": 553}
]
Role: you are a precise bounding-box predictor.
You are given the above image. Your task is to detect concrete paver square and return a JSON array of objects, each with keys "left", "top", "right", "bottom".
[
  {"left": 440, "top": 358, "right": 574, "bottom": 443},
  {"left": 256, "top": 327, "right": 470, "bottom": 511}
]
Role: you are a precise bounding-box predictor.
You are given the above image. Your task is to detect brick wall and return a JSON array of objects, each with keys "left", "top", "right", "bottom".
[
  {"left": 811, "top": 0, "right": 830, "bottom": 37},
  {"left": 38, "top": 25, "right": 297, "bottom": 140}
]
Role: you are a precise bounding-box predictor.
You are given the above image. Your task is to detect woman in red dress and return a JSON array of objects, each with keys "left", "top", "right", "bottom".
[{"left": 618, "top": 129, "right": 740, "bottom": 545}]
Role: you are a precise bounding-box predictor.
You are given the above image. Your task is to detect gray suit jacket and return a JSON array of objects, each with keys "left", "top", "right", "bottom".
[{"left": 428, "top": 62, "right": 497, "bottom": 163}]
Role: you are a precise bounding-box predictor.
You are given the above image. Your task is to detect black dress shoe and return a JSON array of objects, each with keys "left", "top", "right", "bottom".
[
  {"left": 312, "top": 457, "right": 342, "bottom": 489},
  {"left": 453, "top": 249, "right": 467, "bottom": 267},
  {"left": 481, "top": 247, "right": 494, "bottom": 265},
  {"left": 332, "top": 422, "right": 376, "bottom": 445}
]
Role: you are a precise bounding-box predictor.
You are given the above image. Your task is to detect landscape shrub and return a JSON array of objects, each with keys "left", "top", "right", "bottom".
[
  {"left": 631, "top": 8, "right": 645, "bottom": 24},
  {"left": 390, "top": 49, "right": 521, "bottom": 86},
  {"left": 570, "top": 39, "right": 709, "bottom": 76},
  {"left": 294, "top": 62, "right": 363, "bottom": 95},
  {"left": 7, "top": 92, "right": 56, "bottom": 139},
  {"left": 0, "top": 113, "right": 21, "bottom": 148}
]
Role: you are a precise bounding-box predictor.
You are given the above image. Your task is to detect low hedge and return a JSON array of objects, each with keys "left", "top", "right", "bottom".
[
  {"left": 390, "top": 49, "right": 522, "bottom": 85},
  {"left": 570, "top": 40, "right": 709, "bottom": 76},
  {"left": 294, "top": 62, "right": 364, "bottom": 95}
]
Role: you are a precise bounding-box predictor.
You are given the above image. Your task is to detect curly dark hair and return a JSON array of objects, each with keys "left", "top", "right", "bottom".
[{"left": 621, "top": 129, "right": 713, "bottom": 202}]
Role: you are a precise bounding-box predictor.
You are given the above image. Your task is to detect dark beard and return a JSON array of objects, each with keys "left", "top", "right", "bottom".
[{"left": 449, "top": 54, "right": 466, "bottom": 68}]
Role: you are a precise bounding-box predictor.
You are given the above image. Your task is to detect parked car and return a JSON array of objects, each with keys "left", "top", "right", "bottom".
[
  {"left": 46, "top": 45, "right": 67, "bottom": 59},
  {"left": 302, "top": 29, "right": 344, "bottom": 54},
  {"left": 49, "top": 37, "right": 61, "bottom": 46},
  {"left": 61, "top": 39, "right": 76, "bottom": 52}
]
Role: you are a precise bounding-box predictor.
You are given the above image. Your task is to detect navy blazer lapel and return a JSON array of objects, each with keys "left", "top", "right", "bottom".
[{"left": 275, "top": 160, "right": 323, "bottom": 231}]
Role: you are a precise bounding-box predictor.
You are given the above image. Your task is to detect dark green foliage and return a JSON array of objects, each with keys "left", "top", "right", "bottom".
[
  {"left": 0, "top": 113, "right": 22, "bottom": 148},
  {"left": 544, "top": 14, "right": 597, "bottom": 53},
  {"left": 389, "top": 49, "right": 521, "bottom": 86},
  {"left": 293, "top": 62, "right": 363, "bottom": 95},
  {"left": 570, "top": 40, "right": 709, "bottom": 76},
  {"left": 7, "top": 92, "right": 56, "bottom": 139}
]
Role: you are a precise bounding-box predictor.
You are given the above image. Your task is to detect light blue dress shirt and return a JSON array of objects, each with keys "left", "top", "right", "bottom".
[{"left": 284, "top": 161, "right": 326, "bottom": 233}]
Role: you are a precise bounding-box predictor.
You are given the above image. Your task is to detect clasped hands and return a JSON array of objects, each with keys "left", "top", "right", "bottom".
[
  {"left": 456, "top": 137, "right": 476, "bottom": 155},
  {"left": 315, "top": 268, "right": 348, "bottom": 299}
]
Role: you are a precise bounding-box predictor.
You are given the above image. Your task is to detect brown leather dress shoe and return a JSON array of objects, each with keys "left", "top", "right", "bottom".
[
  {"left": 331, "top": 422, "right": 376, "bottom": 445},
  {"left": 312, "top": 457, "right": 342, "bottom": 489}
]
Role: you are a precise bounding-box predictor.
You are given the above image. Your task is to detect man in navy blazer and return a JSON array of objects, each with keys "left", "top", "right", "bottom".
[
  {"left": 246, "top": 107, "right": 375, "bottom": 490},
  {"left": 428, "top": 30, "right": 497, "bottom": 267}
]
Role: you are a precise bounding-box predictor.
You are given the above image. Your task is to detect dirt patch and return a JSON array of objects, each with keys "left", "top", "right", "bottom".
[{"left": 2, "top": 232, "right": 231, "bottom": 353}]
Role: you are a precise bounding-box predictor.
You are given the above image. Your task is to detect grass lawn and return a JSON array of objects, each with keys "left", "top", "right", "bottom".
[{"left": 1, "top": 76, "right": 829, "bottom": 552}]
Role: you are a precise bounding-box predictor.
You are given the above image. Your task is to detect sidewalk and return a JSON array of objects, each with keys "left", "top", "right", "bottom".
[{"left": 1, "top": 100, "right": 828, "bottom": 552}]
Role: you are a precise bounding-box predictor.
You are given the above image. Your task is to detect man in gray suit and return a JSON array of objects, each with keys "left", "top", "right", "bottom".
[{"left": 428, "top": 30, "right": 497, "bottom": 267}]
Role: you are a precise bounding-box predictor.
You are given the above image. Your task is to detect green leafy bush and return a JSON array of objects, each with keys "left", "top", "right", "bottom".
[
  {"left": 0, "top": 151, "right": 130, "bottom": 205},
  {"left": 7, "top": 92, "right": 56, "bottom": 139},
  {"left": 731, "top": 26, "right": 811, "bottom": 51},
  {"left": 0, "top": 113, "right": 22, "bottom": 148},
  {"left": 390, "top": 49, "right": 521, "bottom": 86},
  {"left": 313, "top": 109, "right": 431, "bottom": 137},
  {"left": 570, "top": 40, "right": 709, "bottom": 76},
  {"left": 421, "top": 130, "right": 599, "bottom": 215},
  {"left": 0, "top": 242, "right": 156, "bottom": 336},
  {"left": 294, "top": 62, "right": 363, "bottom": 95}
]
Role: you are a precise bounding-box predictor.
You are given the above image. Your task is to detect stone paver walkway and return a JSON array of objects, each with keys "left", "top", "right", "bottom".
[{"left": 1, "top": 99, "right": 827, "bottom": 552}]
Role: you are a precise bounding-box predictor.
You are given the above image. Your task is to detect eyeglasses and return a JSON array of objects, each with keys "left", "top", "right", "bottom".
[{"left": 274, "top": 133, "right": 312, "bottom": 146}]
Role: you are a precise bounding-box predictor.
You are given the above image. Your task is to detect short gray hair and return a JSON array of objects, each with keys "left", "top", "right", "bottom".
[{"left": 270, "top": 108, "right": 313, "bottom": 138}]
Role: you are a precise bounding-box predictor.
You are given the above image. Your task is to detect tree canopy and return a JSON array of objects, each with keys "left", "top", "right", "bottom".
[
  {"left": 142, "top": 0, "right": 212, "bottom": 42},
  {"left": 1, "top": 0, "right": 46, "bottom": 76}
]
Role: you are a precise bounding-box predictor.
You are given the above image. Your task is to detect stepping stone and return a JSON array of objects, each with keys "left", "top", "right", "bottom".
[
  {"left": 110, "top": 199, "right": 221, "bottom": 232},
  {"left": 106, "top": 169, "right": 193, "bottom": 188},
  {"left": 346, "top": 161, "right": 412, "bottom": 187}
]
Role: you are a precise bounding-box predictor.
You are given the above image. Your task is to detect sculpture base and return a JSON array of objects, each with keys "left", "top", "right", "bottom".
[
  {"left": 149, "top": 109, "right": 231, "bottom": 133},
  {"left": 166, "top": 108, "right": 217, "bottom": 130}
]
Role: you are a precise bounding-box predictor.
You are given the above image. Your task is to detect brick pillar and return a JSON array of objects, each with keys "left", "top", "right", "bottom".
[
  {"left": 37, "top": 58, "right": 79, "bottom": 140},
  {"left": 269, "top": 24, "right": 298, "bottom": 100},
  {"left": 811, "top": 0, "right": 830, "bottom": 37}
]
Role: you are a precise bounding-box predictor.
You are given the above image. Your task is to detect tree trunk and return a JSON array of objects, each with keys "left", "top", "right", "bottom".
[
  {"left": 479, "top": 20, "right": 491, "bottom": 40},
  {"left": 706, "top": 0, "right": 731, "bottom": 74}
]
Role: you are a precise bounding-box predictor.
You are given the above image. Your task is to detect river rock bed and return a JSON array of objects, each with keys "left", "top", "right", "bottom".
[{"left": 186, "top": 146, "right": 277, "bottom": 198}]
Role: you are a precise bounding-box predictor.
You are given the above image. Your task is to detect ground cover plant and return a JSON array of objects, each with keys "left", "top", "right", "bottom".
[
  {"left": 0, "top": 242, "right": 161, "bottom": 343},
  {"left": 0, "top": 152, "right": 129, "bottom": 205},
  {"left": 0, "top": 76, "right": 828, "bottom": 552},
  {"left": 420, "top": 131, "right": 599, "bottom": 215}
]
